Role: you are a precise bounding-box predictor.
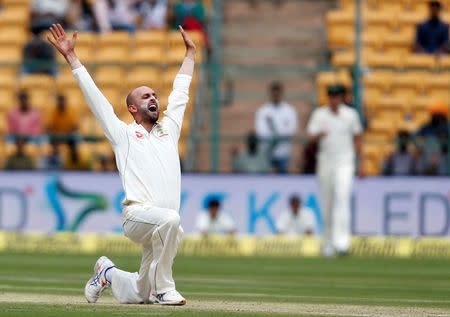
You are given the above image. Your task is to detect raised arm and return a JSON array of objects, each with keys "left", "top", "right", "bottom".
[
  {"left": 47, "top": 24, "right": 126, "bottom": 145},
  {"left": 163, "top": 26, "right": 197, "bottom": 140}
]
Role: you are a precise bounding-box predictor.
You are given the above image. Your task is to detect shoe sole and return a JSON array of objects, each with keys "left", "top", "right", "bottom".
[{"left": 158, "top": 299, "right": 187, "bottom": 306}]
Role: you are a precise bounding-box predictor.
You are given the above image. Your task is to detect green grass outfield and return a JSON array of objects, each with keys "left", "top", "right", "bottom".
[{"left": 0, "top": 253, "right": 450, "bottom": 316}]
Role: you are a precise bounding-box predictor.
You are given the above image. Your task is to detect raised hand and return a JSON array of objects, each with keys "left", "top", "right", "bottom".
[
  {"left": 47, "top": 24, "right": 81, "bottom": 69},
  {"left": 47, "top": 24, "right": 78, "bottom": 57},
  {"left": 179, "top": 25, "right": 196, "bottom": 59}
]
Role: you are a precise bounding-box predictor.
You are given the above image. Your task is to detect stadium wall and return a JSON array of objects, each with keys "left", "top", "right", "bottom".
[{"left": 0, "top": 173, "right": 449, "bottom": 237}]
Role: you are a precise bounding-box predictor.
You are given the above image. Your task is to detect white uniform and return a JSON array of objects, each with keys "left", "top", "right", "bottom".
[
  {"left": 73, "top": 66, "right": 191, "bottom": 303},
  {"left": 306, "top": 104, "right": 362, "bottom": 252},
  {"left": 276, "top": 207, "right": 317, "bottom": 236},
  {"left": 254, "top": 102, "right": 298, "bottom": 160},
  {"left": 196, "top": 211, "right": 235, "bottom": 234}
]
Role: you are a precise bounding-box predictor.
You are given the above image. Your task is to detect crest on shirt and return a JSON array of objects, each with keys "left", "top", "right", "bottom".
[
  {"left": 157, "top": 126, "right": 168, "bottom": 138},
  {"left": 135, "top": 131, "right": 143, "bottom": 138}
]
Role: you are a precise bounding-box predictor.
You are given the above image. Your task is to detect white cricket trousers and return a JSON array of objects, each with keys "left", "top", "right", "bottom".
[
  {"left": 317, "top": 162, "right": 354, "bottom": 252},
  {"left": 111, "top": 204, "right": 184, "bottom": 304}
]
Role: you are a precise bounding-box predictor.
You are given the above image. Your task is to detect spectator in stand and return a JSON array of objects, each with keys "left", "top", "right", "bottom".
[
  {"left": 7, "top": 92, "right": 43, "bottom": 142},
  {"left": 255, "top": 82, "right": 298, "bottom": 174},
  {"left": 232, "top": 132, "right": 271, "bottom": 173},
  {"left": 415, "top": 1, "right": 449, "bottom": 54},
  {"left": 276, "top": 195, "right": 317, "bottom": 236},
  {"left": 138, "top": 0, "right": 168, "bottom": 30},
  {"left": 22, "top": 32, "right": 57, "bottom": 76},
  {"left": 382, "top": 130, "right": 418, "bottom": 175},
  {"left": 171, "top": 0, "right": 208, "bottom": 45},
  {"left": 4, "top": 138, "right": 35, "bottom": 170},
  {"left": 196, "top": 198, "right": 235, "bottom": 236},
  {"left": 64, "top": 140, "right": 91, "bottom": 170},
  {"left": 415, "top": 101, "right": 449, "bottom": 175},
  {"left": 38, "top": 140, "right": 63, "bottom": 170},
  {"left": 416, "top": 101, "right": 448, "bottom": 139},
  {"left": 46, "top": 95, "right": 79, "bottom": 142},
  {"left": 31, "top": 0, "right": 70, "bottom": 34},
  {"left": 89, "top": 0, "right": 141, "bottom": 33}
]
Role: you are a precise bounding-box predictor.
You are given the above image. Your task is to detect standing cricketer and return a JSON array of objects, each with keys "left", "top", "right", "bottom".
[
  {"left": 47, "top": 23, "right": 196, "bottom": 305},
  {"left": 306, "top": 85, "right": 364, "bottom": 257}
]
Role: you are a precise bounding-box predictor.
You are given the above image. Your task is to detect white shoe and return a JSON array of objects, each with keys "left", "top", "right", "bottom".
[
  {"left": 154, "top": 290, "right": 186, "bottom": 305},
  {"left": 85, "top": 256, "right": 115, "bottom": 303}
]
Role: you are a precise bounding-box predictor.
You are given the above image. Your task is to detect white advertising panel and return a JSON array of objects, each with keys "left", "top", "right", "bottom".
[{"left": 0, "top": 172, "right": 449, "bottom": 236}]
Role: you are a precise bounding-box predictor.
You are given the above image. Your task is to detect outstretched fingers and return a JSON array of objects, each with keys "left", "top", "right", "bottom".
[
  {"left": 52, "top": 24, "right": 61, "bottom": 37},
  {"left": 47, "top": 35, "right": 56, "bottom": 47},
  {"left": 57, "top": 24, "right": 66, "bottom": 37},
  {"left": 49, "top": 25, "right": 58, "bottom": 41}
]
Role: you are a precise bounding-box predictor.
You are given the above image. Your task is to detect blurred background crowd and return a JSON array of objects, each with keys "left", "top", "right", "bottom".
[{"left": 0, "top": 0, "right": 449, "bottom": 176}]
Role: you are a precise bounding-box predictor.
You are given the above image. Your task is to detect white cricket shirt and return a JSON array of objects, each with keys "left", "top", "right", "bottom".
[
  {"left": 306, "top": 104, "right": 362, "bottom": 167},
  {"left": 276, "top": 207, "right": 317, "bottom": 236},
  {"left": 196, "top": 211, "right": 235, "bottom": 234},
  {"left": 254, "top": 101, "right": 298, "bottom": 159},
  {"left": 73, "top": 66, "right": 191, "bottom": 212}
]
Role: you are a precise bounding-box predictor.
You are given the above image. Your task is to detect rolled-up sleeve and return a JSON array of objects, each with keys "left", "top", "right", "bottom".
[{"left": 72, "top": 66, "right": 127, "bottom": 145}]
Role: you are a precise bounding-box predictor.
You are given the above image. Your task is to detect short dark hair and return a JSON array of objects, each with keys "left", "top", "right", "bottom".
[
  {"left": 327, "top": 84, "right": 346, "bottom": 96},
  {"left": 208, "top": 199, "right": 220, "bottom": 208},
  {"left": 289, "top": 195, "right": 301, "bottom": 205},
  {"left": 18, "top": 91, "right": 28, "bottom": 99},
  {"left": 270, "top": 81, "right": 282, "bottom": 91},
  {"left": 429, "top": 1, "right": 442, "bottom": 9}
]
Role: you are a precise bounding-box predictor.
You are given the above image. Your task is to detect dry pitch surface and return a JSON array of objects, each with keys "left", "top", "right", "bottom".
[{"left": 1, "top": 253, "right": 450, "bottom": 317}]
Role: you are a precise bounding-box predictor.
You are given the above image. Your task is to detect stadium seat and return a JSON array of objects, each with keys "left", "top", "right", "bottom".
[
  {"left": 130, "top": 47, "right": 165, "bottom": 64},
  {"left": 331, "top": 51, "right": 355, "bottom": 67},
  {"left": 365, "top": 10, "right": 395, "bottom": 35},
  {"left": 364, "top": 51, "right": 401, "bottom": 68},
  {"left": 383, "top": 32, "right": 414, "bottom": 55},
  {"left": 403, "top": 54, "right": 436, "bottom": 69},
  {"left": 437, "top": 55, "right": 450, "bottom": 68},
  {"left": 423, "top": 72, "right": 450, "bottom": 102},
  {"left": 95, "top": 48, "right": 128, "bottom": 64},
  {"left": 134, "top": 30, "right": 167, "bottom": 47},
  {"left": 391, "top": 72, "right": 426, "bottom": 99},
  {"left": 95, "top": 66, "right": 126, "bottom": 81},
  {"left": 0, "top": 8, "right": 29, "bottom": 26},
  {"left": 0, "top": 0, "right": 31, "bottom": 9},
  {"left": 0, "top": 75, "right": 17, "bottom": 113},
  {"left": 98, "top": 31, "right": 130, "bottom": 48}
]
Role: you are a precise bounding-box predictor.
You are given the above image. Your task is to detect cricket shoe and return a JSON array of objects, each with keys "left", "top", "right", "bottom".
[
  {"left": 154, "top": 290, "right": 186, "bottom": 305},
  {"left": 85, "top": 256, "right": 115, "bottom": 303}
]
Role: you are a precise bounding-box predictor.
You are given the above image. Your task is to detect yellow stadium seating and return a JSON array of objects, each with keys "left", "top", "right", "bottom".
[
  {"left": 0, "top": 75, "right": 17, "bottom": 113},
  {"left": 95, "top": 48, "right": 128, "bottom": 64},
  {"left": 134, "top": 30, "right": 167, "bottom": 47},
  {"left": 130, "top": 47, "right": 165, "bottom": 64},
  {"left": 364, "top": 51, "right": 401, "bottom": 68},
  {"left": 438, "top": 55, "right": 450, "bottom": 68},
  {"left": 383, "top": 32, "right": 414, "bottom": 55},
  {"left": 98, "top": 31, "right": 130, "bottom": 48},
  {"left": 403, "top": 53, "right": 437, "bottom": 68}
]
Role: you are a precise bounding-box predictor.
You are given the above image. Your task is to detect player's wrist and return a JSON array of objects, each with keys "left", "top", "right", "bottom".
[{"left": 65, "top": 51, "right": 82, "bottom": 69}]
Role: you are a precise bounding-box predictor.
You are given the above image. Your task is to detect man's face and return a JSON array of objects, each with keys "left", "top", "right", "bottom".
[
  {"left": 291, "top": 200, "right": 300, "bottom": 215},
  {"left": 19, "top": 95, "right": 29, "bottom": 111},
  {"left": 57, "top": 96, "right": 66, "bottom": 111},
  {"left": 270, "top": 88, "right": 282, "bottom": 104},
  {"left": 209, "top": 205, "right": 219, "bottom": 219},
  {"left": 328, "top": 94, "right": 341, "bottom": 108},
  {"left": 430, "top": 4, "right": 441, "bottom": 20},
  {"left": 129, "top": 86, "right": 160, "bottom": 123}
]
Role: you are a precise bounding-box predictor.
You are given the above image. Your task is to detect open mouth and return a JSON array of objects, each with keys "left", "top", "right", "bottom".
[{"left": 148, "top": 102, "right": 157, "bottom": 112}]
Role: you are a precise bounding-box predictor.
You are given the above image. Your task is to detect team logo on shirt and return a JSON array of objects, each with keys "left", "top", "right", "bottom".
[
  {"left": 157, "top": 127, "right": 168, "bottom": 138},
  {"left": 135, "top": 131, "right": 143, "bottom": 138}
]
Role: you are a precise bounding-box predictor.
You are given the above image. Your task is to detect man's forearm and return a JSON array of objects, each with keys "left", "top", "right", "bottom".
[
  {"left": 65, "top": 51, "right": 82, "bottom": 70},
  {"left": 178, "top": 51, "right": 195, "bottom": 77}
]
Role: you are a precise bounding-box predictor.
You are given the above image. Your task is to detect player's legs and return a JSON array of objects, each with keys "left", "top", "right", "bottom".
[
  {"left": 317, "top": 162, "right": 334, "bottom": 255},
  {"left": 331, "top": 164, "right": 354, "bottom": 253},
  {"left": 110, "top": 205, "right": 183, "bottom": 304}
]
